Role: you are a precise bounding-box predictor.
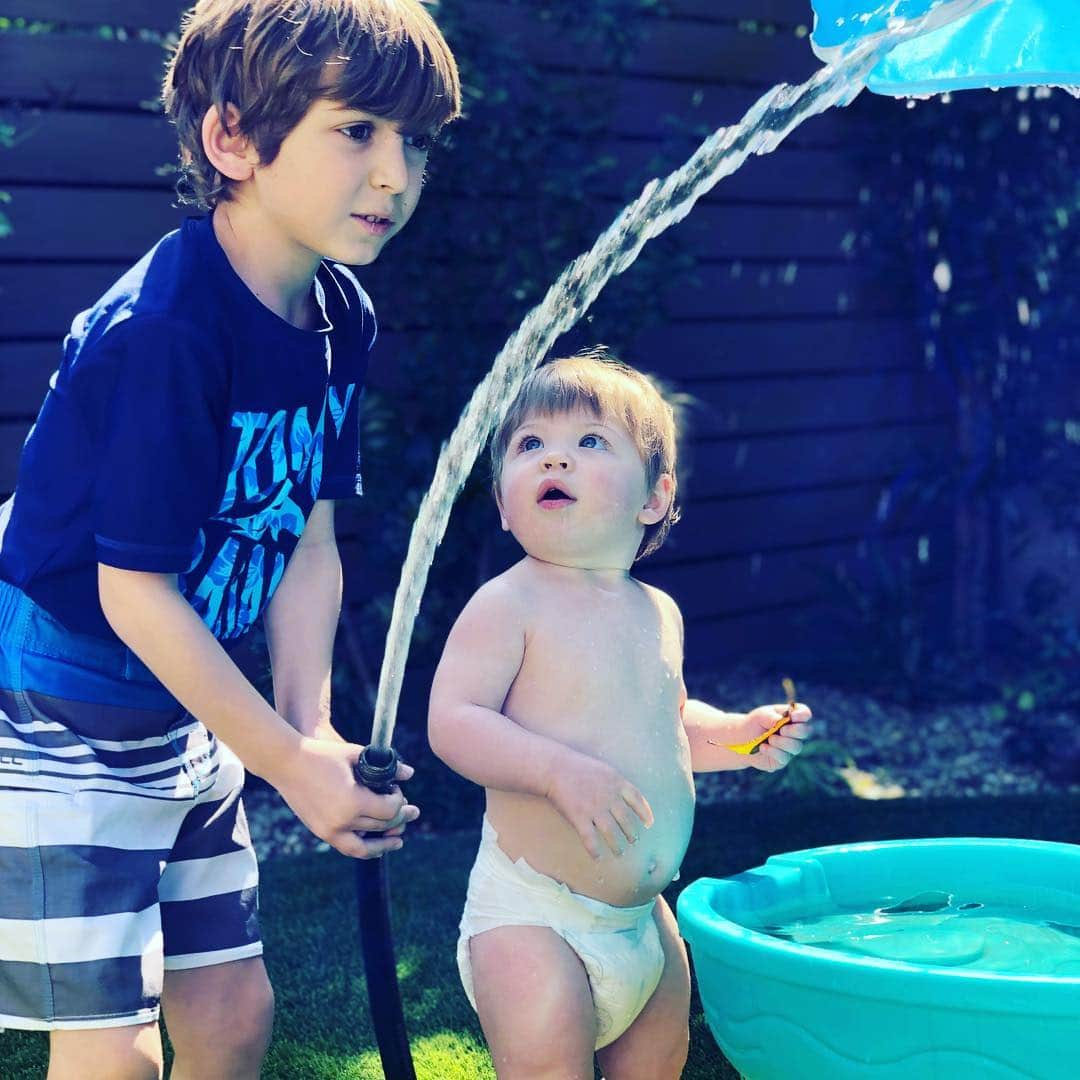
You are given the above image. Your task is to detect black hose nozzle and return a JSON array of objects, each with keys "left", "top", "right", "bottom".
[{"left": 354, "top": 745, "right": 400, "bottom": 795}]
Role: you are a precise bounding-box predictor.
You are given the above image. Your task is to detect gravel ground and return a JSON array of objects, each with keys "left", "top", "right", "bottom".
[{"left": 244, "top": 667, "right": 1080, "bottom": 862}]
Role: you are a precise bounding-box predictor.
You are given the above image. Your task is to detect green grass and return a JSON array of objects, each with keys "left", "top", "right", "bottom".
[{"left": 3, "top": 793, "right": 1078, "bottom": 1077}]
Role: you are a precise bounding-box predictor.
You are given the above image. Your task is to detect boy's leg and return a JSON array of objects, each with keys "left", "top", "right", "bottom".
[
  {"left": 595, "top": 895, "right": 690, "bottom": 1080},
  {"left": 48, "top": 1022, "right": 163, "bottom": 1080},
  {"left": 161, "top": 956, "right": 274, "bottom": 1080},
  {"left": 156, "top": 748, "right": 269, "bottom": 1079},
  {"left": 469, "top": 925, "right": 596, "bottom": 1080}
]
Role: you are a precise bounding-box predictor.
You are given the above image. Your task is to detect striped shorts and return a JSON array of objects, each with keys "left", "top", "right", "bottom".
[{"left": 0, "top": 580, "right": 261, "bottom": 1031}]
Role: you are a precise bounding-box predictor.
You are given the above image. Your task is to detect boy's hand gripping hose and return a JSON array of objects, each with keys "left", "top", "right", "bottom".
[{"left": 354, "top": 746, "right": 415, "bottom": 1080}]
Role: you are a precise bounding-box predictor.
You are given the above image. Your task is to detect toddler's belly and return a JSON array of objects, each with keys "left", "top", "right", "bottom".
[{"left": 487, "top": 787, "right": 695, "bottom": 908}]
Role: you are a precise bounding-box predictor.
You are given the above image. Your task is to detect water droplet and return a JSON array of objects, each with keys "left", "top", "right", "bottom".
[{"left": 932, "top": 259, "right": 952, "bottom": 293}]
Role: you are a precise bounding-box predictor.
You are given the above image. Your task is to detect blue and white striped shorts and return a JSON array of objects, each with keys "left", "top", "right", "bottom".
[{"left": 0, "top": 580, "right": 261, "bottom": 1031}]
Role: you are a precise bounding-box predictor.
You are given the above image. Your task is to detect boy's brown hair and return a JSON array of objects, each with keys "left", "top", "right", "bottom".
[
  {"left": 490, "top": 348, "right": 681, "bottom": 561},
  {"left": 163, "top": 0, "right": 461, "bottom": 210}
]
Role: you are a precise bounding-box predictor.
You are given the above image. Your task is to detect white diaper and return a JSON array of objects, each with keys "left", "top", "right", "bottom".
[{"left": 456, "top": 817, "right": 665, "bottom": 1050}]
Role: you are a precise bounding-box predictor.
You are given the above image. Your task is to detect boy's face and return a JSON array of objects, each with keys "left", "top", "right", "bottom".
[
  {"left": 239, "top": 99, "right": 429, "bottom": 267},
  {"left": 497, "top": 407, "right": 669, "bottom": 570}
]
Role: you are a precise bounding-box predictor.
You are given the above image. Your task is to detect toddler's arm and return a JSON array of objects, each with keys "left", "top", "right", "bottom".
[
  {"left": 429, "top": 579, "right": 654, "bottom": 858},
  {"left": 657, "top": 588, "right": 812, "bottom": 773},
  {"left": 683, "top": 698, "right": 812, "bottom": 773},
  {"left": 97, "top": 563, "right": 410, "bottom": 858}
]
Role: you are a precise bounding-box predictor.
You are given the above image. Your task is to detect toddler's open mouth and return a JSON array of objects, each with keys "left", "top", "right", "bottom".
[{"left": 537, "top": 481, "right": 575, "bottom": 507}]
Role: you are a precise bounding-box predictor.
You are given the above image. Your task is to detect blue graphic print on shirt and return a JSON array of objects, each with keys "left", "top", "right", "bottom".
[{"left": 185, "top": 384, "right": 357, "bottom": 639}]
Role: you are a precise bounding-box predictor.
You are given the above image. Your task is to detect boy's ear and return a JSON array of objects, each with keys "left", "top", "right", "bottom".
[
  {"left": 201, "top": 103, "right": 259, "bottom": 183},
  {"left": 638, "top": 473, "right": 674, "bottom": 526}
]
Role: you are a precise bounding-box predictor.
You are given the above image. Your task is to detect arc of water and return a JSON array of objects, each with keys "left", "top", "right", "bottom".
[{"left": 367, "top": 0, "right": 996, "bottom": 750}]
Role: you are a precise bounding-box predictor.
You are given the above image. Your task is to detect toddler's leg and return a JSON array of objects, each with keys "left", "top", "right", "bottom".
[
  {"left": 595, "top": 895, "right": 690, "bottom": 1080},
  {"left": 469, "top": 924, "right": 596, "bottom": 1080},
  {"left": 161, "top": 957, "right": 274, "bottom": 1080},
  {"left": 48, "top": 1023, "right": 163, "bottom": 1080}
]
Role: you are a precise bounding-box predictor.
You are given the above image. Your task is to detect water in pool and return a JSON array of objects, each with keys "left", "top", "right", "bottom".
[{"left": 759, "top": 890, "right": 1080, "bottom": 976}]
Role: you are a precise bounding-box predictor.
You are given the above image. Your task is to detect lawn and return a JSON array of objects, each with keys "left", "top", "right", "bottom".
[{"left": 3, "top": 793, "right": 1078, "bottom": 1077}]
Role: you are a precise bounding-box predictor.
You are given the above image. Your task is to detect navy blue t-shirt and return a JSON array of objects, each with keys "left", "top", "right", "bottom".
[{"left": 0, "top": 215, "right": 374, "bottom": 641}]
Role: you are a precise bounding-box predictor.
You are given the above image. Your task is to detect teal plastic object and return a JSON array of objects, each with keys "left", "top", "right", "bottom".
[
  {"left": 677, "top": 838, "right": 1080, "bottom": 1080},
  {"left": 810, "top": 1, "right": 1080, "bottom": 96}
]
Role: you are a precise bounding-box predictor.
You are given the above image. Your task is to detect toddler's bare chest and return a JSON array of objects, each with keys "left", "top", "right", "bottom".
[{"left": 511, "top": 602, "right": 683, "bottom": 726}]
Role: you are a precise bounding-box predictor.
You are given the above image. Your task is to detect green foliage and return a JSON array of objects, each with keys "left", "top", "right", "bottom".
[
  {"left": 335, "top": 0, "right": 695, "bottom": 718},
  {"left": 757, "top": 737, "right": 851, "bottom": 798},
  {"left": 836, "top": 88, "right": 1080, "bottom": 699},
  {"left": 0, "top": 120, "right": 12, "bottom": 239}
]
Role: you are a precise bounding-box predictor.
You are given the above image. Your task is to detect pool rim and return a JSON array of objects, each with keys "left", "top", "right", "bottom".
[{"left": 677, "top": 836, "right": 1080, "bottom": 1016}]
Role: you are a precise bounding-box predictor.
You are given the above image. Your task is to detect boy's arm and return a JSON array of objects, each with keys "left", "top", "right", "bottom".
[
  {"left": 262, "top": 499, "right": 344, "bottom": 740},
  {"left": 428, "top": 581, "right": 654, "bottom": 858},
  {"left": 97, "top": 563, "right": 411, "bottom": 858}
]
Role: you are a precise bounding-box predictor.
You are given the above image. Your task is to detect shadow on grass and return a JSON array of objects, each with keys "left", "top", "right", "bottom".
[{"left": 2, "top": 793, "right": 1077, "bottom": 1078}]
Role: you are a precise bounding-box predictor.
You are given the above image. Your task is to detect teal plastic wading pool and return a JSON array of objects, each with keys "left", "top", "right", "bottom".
[{"left": 677, "top": 838, "right": 1080, "bottom": 1080}]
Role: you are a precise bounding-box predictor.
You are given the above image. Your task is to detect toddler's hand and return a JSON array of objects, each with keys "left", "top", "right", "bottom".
[
  {"left": 546, "top": 752, "right": 654, "bottom": 859},
  {"left": 747, "top": 702, "right": 812, "bottom": 772},
  {"left": 275, "top": 738, "right": 419, "bottom": 858}
]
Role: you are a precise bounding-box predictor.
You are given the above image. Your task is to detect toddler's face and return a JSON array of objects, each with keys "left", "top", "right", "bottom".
[{"left": 497, "top": 407, "right": 658, "bottom": 568}]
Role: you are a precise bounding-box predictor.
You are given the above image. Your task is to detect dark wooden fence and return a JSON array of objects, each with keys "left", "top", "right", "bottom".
[{"left": 0, "top": 0, "right": 954, "bottom": 671}]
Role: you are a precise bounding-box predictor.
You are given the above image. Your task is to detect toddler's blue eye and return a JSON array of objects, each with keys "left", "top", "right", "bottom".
[
  {"left": 341, "top": 123, "right": 374, "bottom": 143},
  {"left": 518, "top": 435, "right": 542, "bottom": 453},
  {"left": 580, "top": 434, "right": 607, "bottom": 449}
]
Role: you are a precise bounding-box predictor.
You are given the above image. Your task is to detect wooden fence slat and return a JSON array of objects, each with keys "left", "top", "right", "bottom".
[
  {"left": 466, "top": 3, "right": 816, "bottom": 83},
  {"left": 662, "top": 1, "right": 811, "bottom": 23},
  {"left": 0, "top": 33, "right": 169, "bottom": 109},
  {"left": 0, "top": 186, "right": 865, "bottom": 261},
  {"left": 0, "top": 188, "right": 189, "bottom": 260},
  {"left": 0, "top": 110, "right": 178, "bottom": 186},
  {"left": 0, "top": 15, "right": 815, "bottom": 110},
  {"left": 2, "top": 1, "right": 814, "bottom": 36},
  {"left": 632, "top": 318, "right": 924, "bottom": 379},
  {"left": 0, "top": 423, "right": 27, "bottom": 494},
  {"left": 678, "top": 369, "right": 949, "bottom": 439},
  {"left": 686, "top": 423, "right": 954, "bottom": 498},
  {"left": 0, "top": 341, "right": 54, "bottom": 414},
  {"left": 2, "top": 1, "right": 188, "bottom": 31},
  {"left": 0, "top": 263, "right": 125, "bottom": 337},
  {"left": 654, "top": 484, "right": 952, "bottom": 563},
  {"left": 678, "top": 580, "right": 952, "bottom": 666},
  {"left": 664, "top": 261, "right": 912, "bottom": 321},
  {"left": 637, "top": 528, "right": 951, "bottom": 620},
  {"left": 363, "top": 320, "right": 926, "bottom": 385}
]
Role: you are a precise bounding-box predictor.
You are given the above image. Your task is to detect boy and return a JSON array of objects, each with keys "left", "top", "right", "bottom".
[
  {"left": 428, "top": 351, "right": 812, "bottom": 1080},
  {"left": 0, "top": 2, "right": 459, "bottom": 1076}
]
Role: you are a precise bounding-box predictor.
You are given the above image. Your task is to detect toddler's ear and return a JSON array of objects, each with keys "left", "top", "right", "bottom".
[
  {"left": 494, "top": 490, "right": 510, "bottom": 532},
  {"left": 201, "top": 103, "right": 259, "bottom": 183},
  {"left": 638, "top": 473, "right": 675, "bottom": 526}
]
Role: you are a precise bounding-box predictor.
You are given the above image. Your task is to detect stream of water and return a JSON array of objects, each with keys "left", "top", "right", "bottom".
[{"left": 368, "top": 0, "right": 999, "bottom": 750}]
